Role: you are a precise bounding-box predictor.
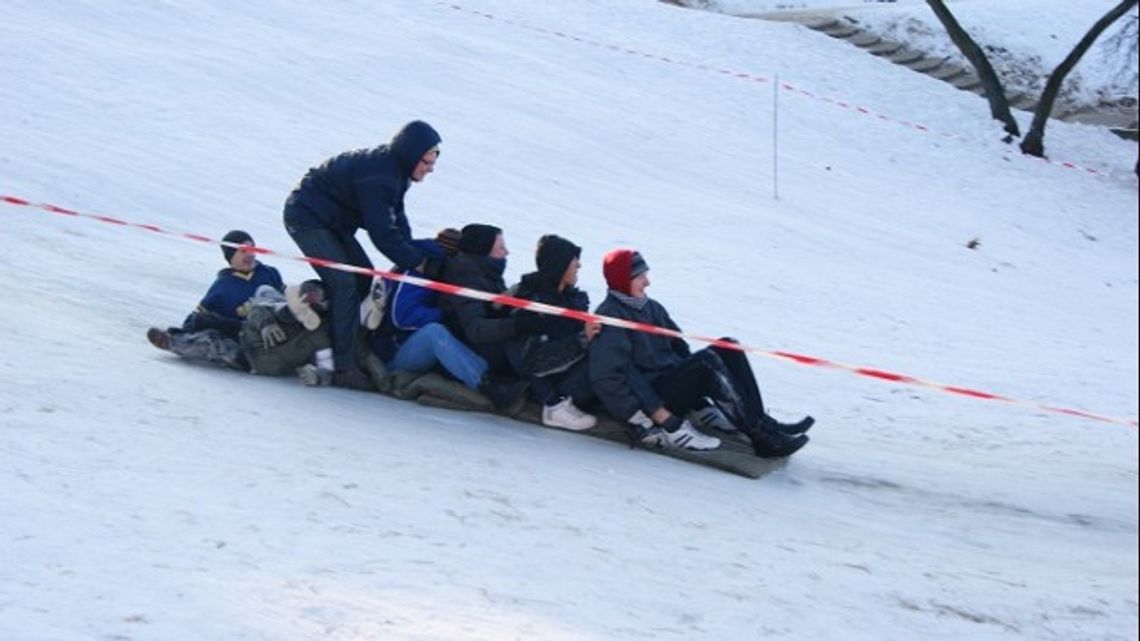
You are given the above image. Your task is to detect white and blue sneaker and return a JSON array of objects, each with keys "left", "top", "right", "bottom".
[
  {"left": 641, "top": 420, "right": 720, "bottom": 451},
  {"left": 688, "top": 405, "right": 738, "bottom": 433}
]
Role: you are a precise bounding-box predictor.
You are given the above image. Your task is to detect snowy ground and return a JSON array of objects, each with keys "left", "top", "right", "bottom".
[
  {"left": 678, "top": 0, "right": 1140, "bottom": 117},
  {"left": 1, "top": 1, "right": 1137, "bottom": 640}
]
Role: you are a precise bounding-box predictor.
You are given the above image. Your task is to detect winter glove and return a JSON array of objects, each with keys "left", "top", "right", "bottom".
[
  {"left": 514, "top": 312, "right": 545, "bottom": 336},
  {"left": 260, "top": 322, "right": 287, "bottom": 348}
]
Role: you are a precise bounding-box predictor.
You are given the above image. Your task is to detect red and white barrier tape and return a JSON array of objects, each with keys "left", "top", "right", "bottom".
[
  {"left": 439, "top": 2, "right": 1112, "bottom": 179},
  {"left": 4, "top": 194, "right": 1136, "bottom": 428}
]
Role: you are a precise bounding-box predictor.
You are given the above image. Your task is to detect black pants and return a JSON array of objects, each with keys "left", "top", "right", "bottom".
[
  {"left": 529, "top": 359, "right": 595, "bottom": 408},
  {"left": 652, "top": 341, "right": 766, "bottom": 430}
]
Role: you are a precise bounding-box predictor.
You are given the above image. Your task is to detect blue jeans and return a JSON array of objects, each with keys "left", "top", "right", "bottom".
[
  {"left": 284, "top": 216, "right": 373, "bottom": 371},
  {"left": 388, "top": 323, "right": 487, "bottom": 389}
]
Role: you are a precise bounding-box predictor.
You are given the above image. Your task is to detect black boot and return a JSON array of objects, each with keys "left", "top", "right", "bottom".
[
  {"left": 478, "top": 375, "right": 529, "bottom": 412},
  {"left": 332, "top": 367, "right": 375, "bottom": 391},
  {"left": 763, "top": 415, "right": 815, "bottom": 435},
  {"left": 747, "top": 427, "right": 809, "bottom": 458}
]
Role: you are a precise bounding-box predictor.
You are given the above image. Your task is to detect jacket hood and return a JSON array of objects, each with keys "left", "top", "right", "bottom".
[
  {"left": 535, "top": 234, "right": 581, "bottom": 289},
  {"left": 389, "top": 120, "right": 442, "bottom": 178},
  {"left": 459, "top": 223, "right": 502, "bottom": 256}
]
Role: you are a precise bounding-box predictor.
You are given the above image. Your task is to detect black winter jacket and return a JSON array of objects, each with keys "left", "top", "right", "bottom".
[
  {"left": 509, "top": 271, "right": 591, "bottom": 377},
  {"left": 282, "top": 121, "right": 440, "bottom": 271},
  {"left": 512, "top": 271, "right": 590, "bottom": 340},
  {"left": 588, "top": 292, "right": 691, "bottom": 422},
  {"left": 440, "top": 252, "right": 519, "bottom": 371}
]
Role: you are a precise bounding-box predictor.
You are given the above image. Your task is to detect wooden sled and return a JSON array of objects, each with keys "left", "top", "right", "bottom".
[{"left": 366, "top": 354, "right": 787, "bottom": 479}]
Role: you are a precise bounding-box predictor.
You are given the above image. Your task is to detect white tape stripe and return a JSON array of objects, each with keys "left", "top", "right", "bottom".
[{"left": 3, "top": 194, "right": 1135, "bottom": 428}]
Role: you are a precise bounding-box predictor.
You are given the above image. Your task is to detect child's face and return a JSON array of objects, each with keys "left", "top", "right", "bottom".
[{"left": 229, "top": 247, "right": 256, "bottom": 273}]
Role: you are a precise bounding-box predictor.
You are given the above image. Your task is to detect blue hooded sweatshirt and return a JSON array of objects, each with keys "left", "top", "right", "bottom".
[{"left": 284, "top": 120, "right": 442, "bottom": 271}]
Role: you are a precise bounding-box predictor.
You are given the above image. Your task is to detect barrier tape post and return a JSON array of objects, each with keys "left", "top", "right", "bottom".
[
  {"left": 3, "top": 194, "right": 1137, "bottom": 429},
  {"left": 773, "top": 71, "right": 780, "bottom": 201}
]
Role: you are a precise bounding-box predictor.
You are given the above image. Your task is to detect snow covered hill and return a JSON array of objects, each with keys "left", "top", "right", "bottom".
[{"left": 1, "top": 1, "right": 1137, "bottom": 640}]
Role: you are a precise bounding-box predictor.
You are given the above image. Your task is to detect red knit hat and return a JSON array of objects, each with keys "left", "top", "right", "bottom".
[{"left": 603, "top": 248, "right": 648, "bottom": 295}]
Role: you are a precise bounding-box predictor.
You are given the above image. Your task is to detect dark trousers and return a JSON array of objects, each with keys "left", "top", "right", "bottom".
[
  {"left": 529, "top": 359, "right": 595, "bottom": 408},
  {"left": 652, "top": 341, "right": 766, "bottom": 430},
  {"left": 285, "top": 221, "right": 373, "bottom": 371}
]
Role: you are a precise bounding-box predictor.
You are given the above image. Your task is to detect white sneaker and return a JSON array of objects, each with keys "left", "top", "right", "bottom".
[
  {"left": 542, "top": 397, "right": 597, "bottom": 431},
  {"left": 661, "top": 420, "right": 721, "bottom": 451},
  {"left": 688, "top": 405, "right": 738, "bottom": 433}
]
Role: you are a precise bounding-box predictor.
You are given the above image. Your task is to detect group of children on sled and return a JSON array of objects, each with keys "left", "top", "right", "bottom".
[{"left": 147, "top": 120, "right": 812, "bottom": 458}]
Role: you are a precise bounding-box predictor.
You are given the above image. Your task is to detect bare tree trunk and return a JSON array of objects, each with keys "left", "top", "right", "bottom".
[
  {"left": 926, "top": 0, "right": 1020, "bottom": 138},
  {"left": 1020, "top": 0, "right": 1139, "bottom": 157}
]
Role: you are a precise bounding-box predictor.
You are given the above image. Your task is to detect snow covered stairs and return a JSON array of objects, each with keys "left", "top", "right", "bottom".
[
  {"left": 750, "top": 10, "right": 1072, "bottom": 119},
  {"left": 803, "top": 15, "right": 1017, "bottom": 106}
]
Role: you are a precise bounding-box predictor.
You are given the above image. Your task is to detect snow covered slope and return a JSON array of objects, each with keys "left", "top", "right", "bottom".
[{"left": 1, "top": 1, "right": 1137, "bottom": 640}]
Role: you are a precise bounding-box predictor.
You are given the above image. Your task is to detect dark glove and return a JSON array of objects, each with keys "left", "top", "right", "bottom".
[{"left": 514, "top": 312, "right": 545, "bottom": 335}]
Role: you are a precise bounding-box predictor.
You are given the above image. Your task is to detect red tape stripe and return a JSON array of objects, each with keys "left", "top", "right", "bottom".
[{"left": 3, "top": 194, "right": 1136, "bottom": 429}]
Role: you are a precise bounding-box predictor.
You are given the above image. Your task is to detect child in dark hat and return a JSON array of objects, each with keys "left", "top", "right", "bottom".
[
  {"left": 184, "top": 230, "right": 285, "bottom": 339},
  {"left": 146, "top": 229, "right": 333, "bottom": 380},
  {"left": 590, "top": 248, "right": 814, "bottom": 456},
  {"left": 508, "top": 234, "right": 602, "bottom": 430},
  {"left": 458, "top": 223, "right": 503, "bottom": 257},
  {"left": 535, "top": 234, "right": 583, "bottom": 289},
  {"left": 438, "top": 224, "right": 530, "bottom": 411},
  {"left": 220, "top": 229, "right": 254, "bottom": 263}
]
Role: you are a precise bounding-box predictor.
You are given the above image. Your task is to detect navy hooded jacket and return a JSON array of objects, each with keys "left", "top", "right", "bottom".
[
  {"left": 182, "top": 262, "right": 285, "bottom": 338},
  {"left": 283, "top": 120, "right": 441, "bottom": 271},
  {"left": 588, "top": 293, "right": 691, "bottom": 422}
]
